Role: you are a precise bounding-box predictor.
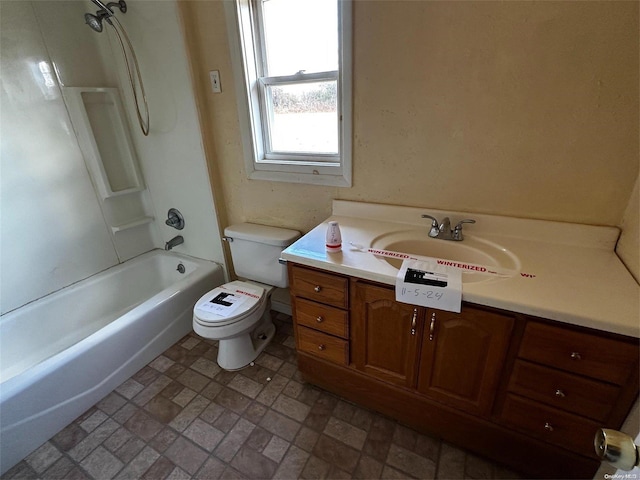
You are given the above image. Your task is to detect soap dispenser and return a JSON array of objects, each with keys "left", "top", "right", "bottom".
[{"left": 326, "top": 221, "right": 342, "bottom": 253}]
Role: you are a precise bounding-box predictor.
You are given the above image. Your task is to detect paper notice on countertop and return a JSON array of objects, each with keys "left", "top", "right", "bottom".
[{"left": 396, "top": 259, "right": 462, "bottom": 313}]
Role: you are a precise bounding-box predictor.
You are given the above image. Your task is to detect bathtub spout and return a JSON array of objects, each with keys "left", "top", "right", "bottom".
[{"left": 165, "top": 235, "right": 184, "bottom": 250}]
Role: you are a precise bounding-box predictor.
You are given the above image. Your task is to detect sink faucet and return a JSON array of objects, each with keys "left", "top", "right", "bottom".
[
  {"left": 421, "top": 215, "right": 476, "bottom": 241},
  {"left": 165, "top": 235, "right": 184, "bottom": 250}
]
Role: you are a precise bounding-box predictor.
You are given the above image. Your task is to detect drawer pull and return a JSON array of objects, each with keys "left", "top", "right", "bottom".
[
  {"left": 318, "top": 344, "right": 326, "bottom": 351},
  {"left": 411, "top": 308, "right": 417, "bottom": 335},
  {"left": 544, "top": 422, "right": 554, "bottom": 432},
  {"left": 429, "top": 312, "right": 436, "bottom": 341},
  {"left": 314, "top": 285, "right": 322, "bottom": 293},
  {"left": 570, "top": 351, "right": 582, "bottom": 360},
  {"left": 555, "top": 389, "right": 566, "bottom": 398},
  {"left": 316, "top": 316, "right": 324, "bottom": 323}
]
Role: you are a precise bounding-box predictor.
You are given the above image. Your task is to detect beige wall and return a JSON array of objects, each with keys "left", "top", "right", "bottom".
[
  {"left": 179, "top": 0, "right": 638, "bottom": 238},
  {"left": 617, "top": 176, "right": 639, "bottom": 282}
]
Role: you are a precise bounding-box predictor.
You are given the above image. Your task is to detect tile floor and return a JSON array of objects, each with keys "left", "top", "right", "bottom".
[{"left": 4, "top": 313, "right": 523, "bottom": 480}]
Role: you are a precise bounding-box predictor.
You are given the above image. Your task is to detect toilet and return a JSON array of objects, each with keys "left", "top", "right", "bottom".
[{"left": 193, "top": 223, "right": 300, "bottom": 370}]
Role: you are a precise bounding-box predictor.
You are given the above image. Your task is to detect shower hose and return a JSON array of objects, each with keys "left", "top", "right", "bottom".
[{"left": 107, "top": 16, "right": 150, "bottom": 136}]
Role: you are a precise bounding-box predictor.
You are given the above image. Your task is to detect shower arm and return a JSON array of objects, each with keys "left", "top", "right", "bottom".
[
  {"left": 90, "top": 0, "right": 114, "bottom": 15},
  {"left": 90, "top": 0, "right": 127, "bottom": 16}
]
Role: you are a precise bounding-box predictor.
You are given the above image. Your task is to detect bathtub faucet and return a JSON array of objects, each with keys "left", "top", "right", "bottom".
[{"left": 165, "top": 235, "right": 184, "bottom": 251}]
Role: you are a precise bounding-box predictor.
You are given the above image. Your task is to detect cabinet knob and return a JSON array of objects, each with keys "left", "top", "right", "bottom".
[
  {"left": 316, "top": 316, "right": 324, "bottom": 323},
  {"left": 314, "top": 285, "right": 322, "bottom": 293},
  {"left": 318, "top": 344, "right": 326, "bottom": 351},
  {"left": 555, "top": 389, "right": 566, "bottom": 398},
  {"left": 544, "top": 422, "right": 554, "bottom": 432},
  {"left": 570, "top": 351, "right": 582, "bottom": 360}
]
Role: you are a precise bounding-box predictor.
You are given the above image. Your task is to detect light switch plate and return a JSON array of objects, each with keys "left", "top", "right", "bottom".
[{"left": 209, "top": 70, "right": 221, "bottom": 93}]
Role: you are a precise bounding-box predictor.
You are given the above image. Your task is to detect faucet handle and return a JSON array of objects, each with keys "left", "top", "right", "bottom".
[
  {"left": 453, "top": 219, "right": 476, "bottom": 240},
  {"left": 454, "top": 219, "right": 476, "bottom": 229},
  {"left": 421, "top": 214, "right": 440, "bottom": 238}
]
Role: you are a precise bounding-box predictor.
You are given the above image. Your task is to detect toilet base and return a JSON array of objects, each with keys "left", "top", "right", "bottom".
[{"left": 217, "top": 310, "right": 276, "bottom": 371}]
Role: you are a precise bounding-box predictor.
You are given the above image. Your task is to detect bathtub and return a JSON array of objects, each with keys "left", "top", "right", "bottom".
[{"left": 0, "top": 250, "right": 224, "bottom": 474}]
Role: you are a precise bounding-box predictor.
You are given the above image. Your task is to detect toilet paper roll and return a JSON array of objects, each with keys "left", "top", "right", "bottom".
[{"left": 594, "top": 428, "right": 639, "bottom": 471}]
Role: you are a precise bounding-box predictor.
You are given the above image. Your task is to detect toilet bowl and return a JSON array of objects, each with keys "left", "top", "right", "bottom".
[
  {"left": 193, "top": 280, "right": 275, "bottom": 370},
  {"left": 193, "top": 223, "right": 300, "bottom": 370}
]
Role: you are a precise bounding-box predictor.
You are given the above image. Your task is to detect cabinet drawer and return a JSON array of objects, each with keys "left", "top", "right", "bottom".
[
  {"left": 290, "top": 266, "right": 348, "bottom": 308},
  {"left": 519, "top": 322, "right": 638, "bottom": 385},
  {"left": 500, "top": 394, "right": 599, "bottom": 458},
  {"left": 294, "top": 297, "right": 349, "bottom": 339},
  {"left": 297, "top": 326, "right": 348, "bottom": 365},
  {"left": 508, "top": 360, "right": 619, "bottom": 422}
]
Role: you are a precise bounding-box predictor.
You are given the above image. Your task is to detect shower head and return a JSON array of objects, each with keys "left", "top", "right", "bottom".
[
  {"left": 84, "top": 12, "right": 105, "bottom": 32},
  {"left": 85, "top": 0, "right": 126, "bottom": 33}
]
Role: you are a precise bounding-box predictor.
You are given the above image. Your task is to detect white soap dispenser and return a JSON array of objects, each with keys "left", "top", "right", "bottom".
[{"left": 325, "top": 221, "right": 342, "bottom": 253}]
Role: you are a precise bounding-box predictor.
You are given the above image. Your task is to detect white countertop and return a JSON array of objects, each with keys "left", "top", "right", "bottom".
[{"left": 282, "top": 201, "right": 640, "bottom": 338}]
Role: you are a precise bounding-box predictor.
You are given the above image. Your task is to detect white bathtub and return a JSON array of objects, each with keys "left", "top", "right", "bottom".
[{"left": 0, "top": 250, "right": 224, "bottom": 474}]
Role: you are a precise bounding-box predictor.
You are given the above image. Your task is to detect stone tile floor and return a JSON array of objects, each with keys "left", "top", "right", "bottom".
[{"left": 4, "top": 313, "right": 523, "bottom": 480}]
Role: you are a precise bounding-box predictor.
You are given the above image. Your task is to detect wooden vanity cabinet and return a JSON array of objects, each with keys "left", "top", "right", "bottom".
[
  {"left": 496, "top": 320, "right": 640, "bottom": 459},
  {"left": 350, "top": 280, "right": 514, "bottom": 408},
  {"left": 417, "top": 306, "right": 514, "bottom": 416},
  {"left": 289, "top": 265, "right": 350, "bottom": 367},
  {"left": 351, "top": 281, "right": 424, "bottom": 388},
  {"left": 288, "top": 262, "right": 639, "bottom": 479}
]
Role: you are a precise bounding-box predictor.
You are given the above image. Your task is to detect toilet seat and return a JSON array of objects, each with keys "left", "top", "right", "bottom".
[{"left": 194, "top": 281, "right": 266, "bottom": 327}]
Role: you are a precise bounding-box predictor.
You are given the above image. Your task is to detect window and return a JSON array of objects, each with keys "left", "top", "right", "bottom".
[{"left": 226, "top": 0, "right": 352, "bottom": 186}]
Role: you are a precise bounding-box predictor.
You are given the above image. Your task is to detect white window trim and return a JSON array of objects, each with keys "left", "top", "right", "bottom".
[{"left": 225, "top": 0, "right": 352, "bottom": 187}]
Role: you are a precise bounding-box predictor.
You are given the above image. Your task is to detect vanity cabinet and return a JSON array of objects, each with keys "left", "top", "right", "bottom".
[
  {"left": 350, "top": 281, "right": 514, "bottom": 407},
  {"left": 417, "top": 307, "right": 514, "bottom": 417},
  {"left": 496, "top": 320, "right": 639, "bottom": 459},
  {"left": 290, "top": 265, "right": 350, "bottom": 366},
  {"left": 351, "top": 281, "right": 423, "bottom": 388},
  {"left": 287, "top": 262, "right": 639, "bottom": 479}
]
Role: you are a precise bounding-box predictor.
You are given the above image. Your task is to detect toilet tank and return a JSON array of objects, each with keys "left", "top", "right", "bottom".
[{"left": 224, "top": 223, "right": 300, "bottom": 288}]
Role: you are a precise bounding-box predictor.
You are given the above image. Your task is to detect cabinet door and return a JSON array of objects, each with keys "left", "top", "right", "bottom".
[
  {"left": 417, "top": 306, "right": 514, "bottom": 416},
  {"left": 352, "top": 282, "right": 423, "bottom": 388}
]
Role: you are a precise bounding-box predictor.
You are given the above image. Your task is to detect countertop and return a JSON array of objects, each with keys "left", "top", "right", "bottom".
[{"left": 281, "top": 201, "right": 640, "bottom": 338}]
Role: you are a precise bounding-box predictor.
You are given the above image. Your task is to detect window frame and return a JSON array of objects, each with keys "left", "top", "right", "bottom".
[{"left": 225, "top": 0, "right": 352, "bottom": 187}]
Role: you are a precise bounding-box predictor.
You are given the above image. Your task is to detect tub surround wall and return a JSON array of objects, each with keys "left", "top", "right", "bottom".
[
  {"left": 34, "top": 1, "right": 158, "bottom": 265},
  {"left": 179, "top": 1, "right": 639, "bottom": 242},
  {"left": 108, "top": 0, "right": 226, "bottom": 266},
  {"left": 35, "top": 0, "right": 225, "bottom": 265},
  {"left": 0, "top": 1, "right": 119, "bottom": 315},
  {"left": 1, "top": 1, "right": 226, "bottom": 314},
  {"left": 32, "top": 1, "right": 119, "bottom": 88}
]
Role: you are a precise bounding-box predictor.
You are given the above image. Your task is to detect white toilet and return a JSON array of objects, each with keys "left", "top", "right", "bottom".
[{"left": 193, "top": 223, "right": 300, "bottom": 370}]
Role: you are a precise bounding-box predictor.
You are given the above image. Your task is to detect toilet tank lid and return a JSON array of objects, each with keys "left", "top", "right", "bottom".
[{"left": 224, "top": 223, "right": 300, "bottom": 247}]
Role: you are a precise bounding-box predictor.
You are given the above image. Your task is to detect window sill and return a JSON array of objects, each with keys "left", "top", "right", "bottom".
[{"left": 247, "top": 168, "right": 351, "bottom": 187}]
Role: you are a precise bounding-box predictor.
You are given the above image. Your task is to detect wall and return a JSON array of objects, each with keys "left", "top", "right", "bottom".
[
  {"left": 0, "top": 0, "right": 225, "bottom": 315},
  {"left": 180, "top": 0, "right": 638, "bottom": 238},
  {"left": 33, "top": 0, "right": 158, "bottom": 264},
  {"left": 617, "top": 176, "right": 639, "bottom": 282},
  {"left": 0, "top": 1, "right": 119, "bottom": 314},
  {"left": 107, "top": 0, "right": 226, "bottom": 265}
]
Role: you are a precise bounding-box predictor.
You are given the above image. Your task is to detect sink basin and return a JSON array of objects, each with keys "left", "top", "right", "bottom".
[{"left": 369, "top": 230, "right": 520, "bottom": 283}]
